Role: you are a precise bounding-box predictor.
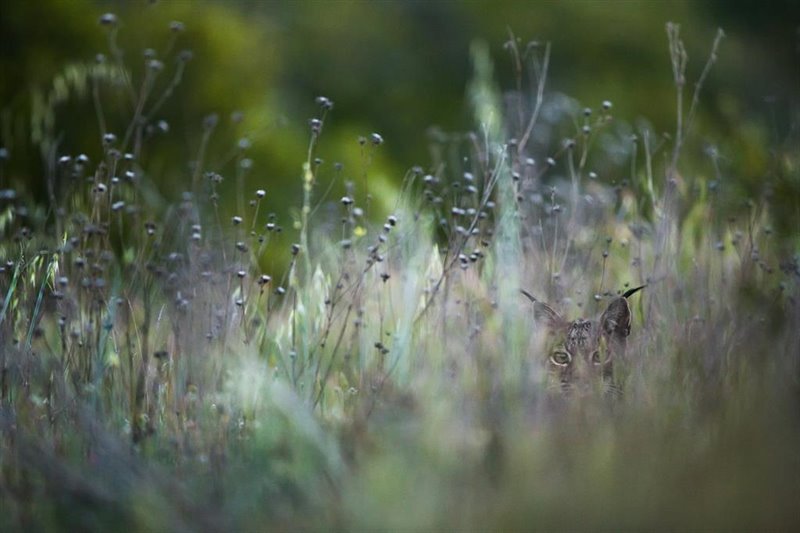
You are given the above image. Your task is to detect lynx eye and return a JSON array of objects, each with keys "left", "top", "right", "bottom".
[
  {"left": 591, "top": 350, "right": 603, "bottom": 365},
  {"left": 550, "top": 350, "right": 571, "bottom": 366}
]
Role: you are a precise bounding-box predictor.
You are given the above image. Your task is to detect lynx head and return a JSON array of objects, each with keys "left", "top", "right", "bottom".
[{"left": 522, "top": 286, "right": 644, "bottom": 396}]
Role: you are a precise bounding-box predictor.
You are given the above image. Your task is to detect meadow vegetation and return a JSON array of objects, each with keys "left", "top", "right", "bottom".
[{"left": 0, "top": 12, "right": 798, "bottom": 532}]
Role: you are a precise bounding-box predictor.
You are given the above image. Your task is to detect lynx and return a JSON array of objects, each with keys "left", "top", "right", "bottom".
[{"left": 521, "top": 286, "right": 644, "bottom": 396}]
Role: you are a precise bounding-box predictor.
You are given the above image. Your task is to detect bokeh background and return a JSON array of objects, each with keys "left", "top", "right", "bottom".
[{"left": 1, "top": 0, "right": 798, "bottom": 227}]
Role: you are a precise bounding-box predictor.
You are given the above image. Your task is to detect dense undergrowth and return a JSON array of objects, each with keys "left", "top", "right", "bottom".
[{"left": 0, "top": 14, "right": 798, "bottom": 532}]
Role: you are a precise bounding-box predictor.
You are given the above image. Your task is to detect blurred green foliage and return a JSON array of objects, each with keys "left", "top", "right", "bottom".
[{"left": 0, "top": 0, "right": 797, "bottom": 233}]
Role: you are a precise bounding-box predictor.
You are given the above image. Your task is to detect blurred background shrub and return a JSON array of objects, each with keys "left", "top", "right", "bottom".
[{"left": 1, "top": 0, "right": 797, "bottom": 236}]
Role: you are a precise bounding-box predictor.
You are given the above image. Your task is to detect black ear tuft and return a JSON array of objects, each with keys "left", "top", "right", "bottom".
[
  {"left": 520, "top": 289, "right": 565, "bottom": 329},
  {"left": 600, "top": 297, "right": 632, "bottom": 338},
  {"left": 622, "top": 285, "right": 646, "bottom": 299}
]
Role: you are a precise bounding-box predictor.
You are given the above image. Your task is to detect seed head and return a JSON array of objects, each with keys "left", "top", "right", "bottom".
[
  {"left": 370, "top": 133, "right": 384, "bottom": 146},
  {"left": 256, "top": 189, "right": 266, "bottom": 198},
  {"left": 203, "top": 113, "right": 219, "bottom": 130},
  {"left": 232, "top": 216, "right": 243, "bottom": 225},
  {"left": 315, "top": 96, "right": 334, "bottom": 110},
  {"left": 224, "top": 112, "right": 242, "bottom": 126},
  {"left": 99, "top": 13, "right": 117, "bottom": 26}
]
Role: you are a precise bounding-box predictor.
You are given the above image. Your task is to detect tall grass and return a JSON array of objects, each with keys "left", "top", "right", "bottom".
[{"left": 0, "top": 13, "right": 798, "bottom": 532}]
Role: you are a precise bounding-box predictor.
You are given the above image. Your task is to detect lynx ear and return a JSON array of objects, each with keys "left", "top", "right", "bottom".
[
  {"left": 520, "top": 289, "right": 565, "bottom": 329},
  {"left": 534, "top": 302, "right": 566, "bottom": 329},
  {"left": 622, "top": 285, "right": 646, "bottom": 299},
  {"left": 600, "top": 297, "right": 632, "bottom": 338}
]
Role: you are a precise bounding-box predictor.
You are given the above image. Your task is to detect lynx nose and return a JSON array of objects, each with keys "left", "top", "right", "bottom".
[
  {"left": 559, "top": 380, "right": 595, "bottom": 398},
  {"left": 563, "top": 358, "right": 606, "bottom": 397}
]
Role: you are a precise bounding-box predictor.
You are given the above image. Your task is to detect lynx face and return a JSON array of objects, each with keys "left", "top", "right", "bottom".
[{"left": 523, "top": 287, "right": 643, "bottom": 396}]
